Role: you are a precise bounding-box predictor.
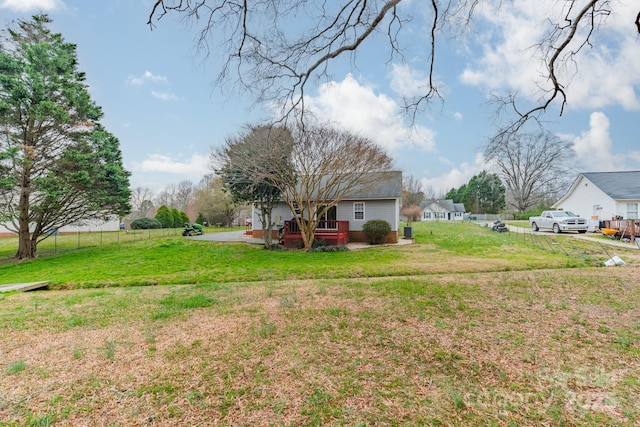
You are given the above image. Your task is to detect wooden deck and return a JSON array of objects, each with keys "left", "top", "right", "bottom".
[
  {"left": 599, "top": 219, "right": 640, "bottom": 240},
  {"left": 281, "top": 220, "right": 349, "bottom": 248}
]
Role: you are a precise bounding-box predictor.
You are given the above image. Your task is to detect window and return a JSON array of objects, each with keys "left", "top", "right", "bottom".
[
  {"left": 627, "top": 203, "right": 638, "bottom": 220},
  {"left": 424, "top": 211, "right": 432, "bottom": 219},
  {"left": 354, "top": 202, "right": 365, "bottom": 220}
]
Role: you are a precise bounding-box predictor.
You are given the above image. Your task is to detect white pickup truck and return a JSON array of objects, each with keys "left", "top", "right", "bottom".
[{"left": 529, "top": 210, "right": 588, "bottom": 234}]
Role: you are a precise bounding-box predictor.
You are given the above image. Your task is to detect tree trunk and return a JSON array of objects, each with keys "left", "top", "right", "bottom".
[
  {"left": 299, "top": 220, "right": 317, "bottom": 251},
  {"left": 262, "top": 223, "right": 272, "bottom": 249},
  {"left": 16, "top": 229, "right": 37, "bottom": 259},
  {"left": 259, "top": 207, "right": 273, "bottom": 249},
  {"left": 16, "top": 173, "right": 37, "bottom": 259}
]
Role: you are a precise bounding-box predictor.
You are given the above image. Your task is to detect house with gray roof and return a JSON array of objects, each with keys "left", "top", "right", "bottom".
[
  {"left": 552, "top": 171, "right": 640, "bottom": 222},
  {"left": 251, "top": 171, "right": 403, "bottom": 246},
  {"left": 420, "top": 199, "right": 466, "bottom": 221}
]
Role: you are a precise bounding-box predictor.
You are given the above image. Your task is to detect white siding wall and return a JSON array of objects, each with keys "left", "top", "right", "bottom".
[
  {"left": 1, "top": 217, "right": 120, "bottom": 233},
  {"left": 251, "top": 204, "right": 291, "bottom": 230},
  {"left": 422, "top": 204, "right": 447, "bottom": 221},
  {"left": 615, "top": 201, "right": 640, "bottom": 220},
  {"left": 453, "top": 212, "right": 465, "bottom": 221},
  {"left": 336, "top": 199, "right": 398, "bottom": 231},
  {"left": 554, "top": 176, "right": 617, "bottom": 221}
]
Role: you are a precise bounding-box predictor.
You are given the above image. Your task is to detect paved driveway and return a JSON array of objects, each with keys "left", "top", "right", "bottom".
[
  {"left": 507, "top": 224, "right": 639, "bottom": 250},
  {"left": 187, "top": 230, "right": 264, "bottom": 245}
]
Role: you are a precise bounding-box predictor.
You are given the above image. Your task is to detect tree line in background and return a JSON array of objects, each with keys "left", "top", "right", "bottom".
[{"left": 126, "top": 176, "right": 251, "bottom": 230}]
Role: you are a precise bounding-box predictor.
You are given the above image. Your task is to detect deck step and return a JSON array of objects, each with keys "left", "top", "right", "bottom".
[{"left": 0, "top": 281, "right": 50, "bottom": 292}]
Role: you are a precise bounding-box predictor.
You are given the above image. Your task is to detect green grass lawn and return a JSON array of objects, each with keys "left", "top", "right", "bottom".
[
  {"left": 0, "top": 222, "right": 608, "bottom": 288},
  {"left": 1, "top": 222, "right": 639, "bottom": 426}
]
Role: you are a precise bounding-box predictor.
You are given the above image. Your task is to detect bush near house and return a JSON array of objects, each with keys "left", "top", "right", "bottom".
[
  {"left": 130, "top": 217, "right": 162, "bottom": 230},
  {"left": 362, "top": 219, "right": 391, "bottom": 244}
]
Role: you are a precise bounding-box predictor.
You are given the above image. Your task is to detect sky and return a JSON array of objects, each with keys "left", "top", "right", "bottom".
[{"left": 1, "top": 0, "right": 639, "bottom": 197}]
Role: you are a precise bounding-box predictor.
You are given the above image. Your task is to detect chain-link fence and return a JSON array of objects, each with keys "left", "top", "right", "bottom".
[{"left": 0, "top": 228, "right": 185, "bottom": 261}]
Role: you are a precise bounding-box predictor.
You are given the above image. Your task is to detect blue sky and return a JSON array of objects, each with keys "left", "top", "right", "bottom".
[{"left": 2, "top": 0, "right": 639, "bottom": 196}]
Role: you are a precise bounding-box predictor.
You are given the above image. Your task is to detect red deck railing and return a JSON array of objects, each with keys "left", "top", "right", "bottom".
[{"left": 281, "top": 220, "right": 349, "bottom": 248}]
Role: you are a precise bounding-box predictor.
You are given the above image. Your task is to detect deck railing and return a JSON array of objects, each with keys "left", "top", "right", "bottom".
[
  {"left": 283, "top": 220, "right": 349, "bottom": 234},
  {"left": 600, "top": 219, "right": 640, "bottom": 239}
]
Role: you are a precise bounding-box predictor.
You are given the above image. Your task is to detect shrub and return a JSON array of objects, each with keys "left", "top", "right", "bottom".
[
  {"left": 171, "top": 208, "right": 182, "bottom": 228},
  {"left": 130, "top": 217, "right": 162, "bottom": 230},
  {"left": 362, "top": 219, "right": 391, "bottom": 245},
  {"left": 308, "top": 245, "right": 350, "bottom": 252},
  {"left": 155, "top": 205, "right": 173, "bottom": 228}
]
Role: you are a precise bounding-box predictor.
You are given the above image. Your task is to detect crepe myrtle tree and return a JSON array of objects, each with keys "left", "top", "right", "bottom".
[
  {"left": 259, "top": 122, "right": 393, "bottom": 251},
  {"left": 280, "top": 125, "right": 392, "bottom": 250},
  {"left": 0, "top": 15, "right": 131, "bottom": 259},
  {"left": 148, "top": 1, "right": 640, "bottom": 133}
]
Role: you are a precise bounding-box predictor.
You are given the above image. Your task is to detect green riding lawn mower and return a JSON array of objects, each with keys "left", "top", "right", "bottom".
[{"left": 182, "top": 223, "right": 204, "bottom": 236}]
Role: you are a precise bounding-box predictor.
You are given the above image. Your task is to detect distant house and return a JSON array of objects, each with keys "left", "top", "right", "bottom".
[
  {"left": 251, "top": 171, "right": 402, "bottom": 247},
  {"left": 421, "top": 199, "right": 466, "bottom": 221},
  {"left": 0, "top": 216, "right": 120, "bottom": 237},
  {"left": 552, "top": 171, "right": 640, "bottom": 221}
]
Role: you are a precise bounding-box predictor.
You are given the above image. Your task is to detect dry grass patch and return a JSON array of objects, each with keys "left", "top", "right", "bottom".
[{"left": 2, "top": 266, "right": 639, "bottom": 426}]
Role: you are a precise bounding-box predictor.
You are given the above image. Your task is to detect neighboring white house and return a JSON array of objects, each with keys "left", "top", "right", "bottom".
[
  {"left": 421, "top": 199, "right": 466, "bottom": 221},
  {"left": 251, "top": 171, "right": 403, "bottom": 244},
  {"left": 552, "top": 171, "right": 640, "bottom": 225},
  {"left": 0, "top": 217, "right": 121, "bottom": 237}
]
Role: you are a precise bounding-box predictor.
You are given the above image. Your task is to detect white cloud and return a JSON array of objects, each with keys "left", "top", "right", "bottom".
[
  {"left": 390, "top": 63, "right": 432, "bottom": 99},
  {"left": 556, "top": 111, "right": 640, "bottom": 173},
  {"left": 132, "top": 154, "right": 208, "bottom": 177},
  {"left": 460, "top": 1, "right": 640, "bottom": 111},
  {"left": 569, "top": 112, "right": 615, "bottom": 172},
  {"left": 0, "top": 0, "right": 63, "bottom": 11},
  {"left": 151, "top": 91, "right": 179, "bottom": 101},
  {"left": 126, "top": 71, "right": 168, "bottom": 86},
  {"left": 305, "top": 74, "right": 436, "bottom": 153},
  {"left": 420, "top": 153, "right": 487, "bottom": 194}
]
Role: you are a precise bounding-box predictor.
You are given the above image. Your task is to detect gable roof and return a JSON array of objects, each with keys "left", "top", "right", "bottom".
[
  {"left": 338, "top": 171, "right": 403, "bottom": 200},
  {"left": 582, "top": 171, "right": 640, "bottom": 200},
  {"left": 421, "top": 199, "right": 466, "bottom": 213}
]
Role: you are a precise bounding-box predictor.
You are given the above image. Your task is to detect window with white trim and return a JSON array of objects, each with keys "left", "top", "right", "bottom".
[
  {"left": 354, "top": 202, "right": 365, "bottom": 220},
  {"left": 627, "top": 203, "right": 638, "bottom": 219},
  {"left": 424, "top": 211, "right": 432, "bottom": 219}
]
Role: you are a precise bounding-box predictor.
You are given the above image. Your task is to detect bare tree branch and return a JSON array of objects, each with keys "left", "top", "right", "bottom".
[{"left": 147, "top": 1, "right": 638, "bottom": 130}]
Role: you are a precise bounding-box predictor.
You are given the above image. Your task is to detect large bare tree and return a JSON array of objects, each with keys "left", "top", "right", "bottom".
[
  {"left": 401, "top": 174, "right": 425, "bottom": 223},
  {"left": 485, "top": 131, "right": 575, "bottom": 213},
  {"left": 147, "top": 1, "right": 638, "bottom": 129},
  {"left": 275, "top": 123, "right": 394, "bottom": 250},
  {"left": 194, "top": 176, "right": 240, "bottom": 227},
  {"left": 174, "top": 180, "right": 195, "bottom": 212},
  {"left": 130, "top": 187, "right": 154, "bottom": 218}
]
